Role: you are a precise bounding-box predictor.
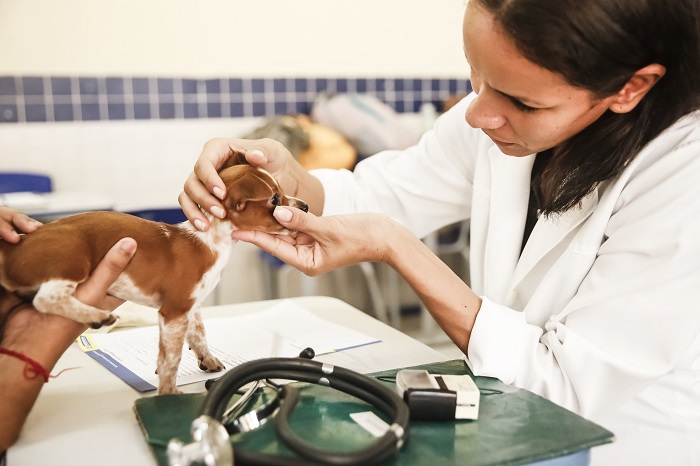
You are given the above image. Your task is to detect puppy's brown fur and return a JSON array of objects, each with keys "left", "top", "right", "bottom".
[{"left": 0, "top": 161, "right": 307, "bottom": 393}]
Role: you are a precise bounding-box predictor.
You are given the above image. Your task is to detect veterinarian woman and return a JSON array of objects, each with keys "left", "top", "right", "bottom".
[
  {"left": 0, "top": 207, "right": 137, "bottom": 456},
  {"left": 182, "top": 0, "right": 700, "bottom": 464}
]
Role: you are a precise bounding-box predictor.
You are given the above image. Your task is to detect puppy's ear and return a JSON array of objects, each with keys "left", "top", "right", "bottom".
[
  {"left": 222, "top": 170, "right": 271, "bottom": 213},
  {"left": 227, "top": 198, "right": 248, "bottom": 213},
  {"left": 231, "top": 149, "right": 249, "bottom": 166},
  {"left": 223, "top": 189, "right": 248, "bottom": 213},
  {"left": 217, "top": 149, "right": 249, "bottom": 174}
]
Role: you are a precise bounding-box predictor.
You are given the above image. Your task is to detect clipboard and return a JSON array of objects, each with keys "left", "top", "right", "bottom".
[{"left": 134, "top": 359, "right": 613, "bottom": 465}]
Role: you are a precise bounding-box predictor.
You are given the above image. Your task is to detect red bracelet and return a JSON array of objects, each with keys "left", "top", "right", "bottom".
[{"left": 0, "top": 347, "right": 53, "bottom": 382}]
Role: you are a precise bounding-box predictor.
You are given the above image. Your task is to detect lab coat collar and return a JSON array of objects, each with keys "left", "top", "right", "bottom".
[
  {"left": 481, "top": 147, "right": 534, "bottom": 302},
  {"left": 511, "top": 187, "right": 599, "bottom": 290},
  {"left": 480, "top": 145, "right": 600, "bottom": 302}
]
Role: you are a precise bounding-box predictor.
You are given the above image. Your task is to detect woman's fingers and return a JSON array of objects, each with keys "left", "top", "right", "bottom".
[
  {"left": 232, "top": 207, "right": 343, "bottom": 275},
  {"left": 182, "top": 138, "right": 291, "bottom": 231},
  {"left": 194, "top": 138, "right": 278, "bottom": 195},
  {"left": 232, "top": 229, "right": 302, "bottom": 259},
  {"left": 0, "top": 207, "right": 42, "bottom": 243},
  {"left": 193, "top": 140, "right": 231, "bottom": 199},
  {"left": 181, "top": 140, "right": 233, "bottom": 230},
  {"left": 179, "top": 173, "right": 224, "bottom": 231}
]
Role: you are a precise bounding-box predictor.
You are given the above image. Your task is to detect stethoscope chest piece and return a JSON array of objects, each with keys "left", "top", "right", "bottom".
[{"left": 167, "top": 415, "right": 233, "bottom": 466}]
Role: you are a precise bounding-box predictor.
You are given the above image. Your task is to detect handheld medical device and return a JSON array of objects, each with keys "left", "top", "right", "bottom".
[{"left": 396, "top": 369, "right": 480, "bottom": 421}]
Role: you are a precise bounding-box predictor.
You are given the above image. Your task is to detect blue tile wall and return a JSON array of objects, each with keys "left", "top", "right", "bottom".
[{"left": 0, "top": 76, "right": 472, "bottom": 124}]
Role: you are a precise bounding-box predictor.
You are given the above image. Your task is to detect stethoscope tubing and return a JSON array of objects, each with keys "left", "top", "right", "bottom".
[{"left": 200, "top": 357, "right": 409, "bottom": 466}]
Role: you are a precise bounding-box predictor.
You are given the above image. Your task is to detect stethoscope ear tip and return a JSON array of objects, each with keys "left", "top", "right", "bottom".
[{"left": 298, "top": 347, "right": 315, "bottom": 360}]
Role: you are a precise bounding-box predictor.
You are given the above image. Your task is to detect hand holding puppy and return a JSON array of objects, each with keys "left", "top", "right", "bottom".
[
  {"left": 180, "top": 138, "right": 324, "bottom": 232},
  {"left": 0, "top": 234, "right": 136, "bottom": 453},
  {"left": 0, "top": 207, "right": 42, "bottom": 243},
  {"left": 231, "top": 206, "right": 404, "bottom": 276}
]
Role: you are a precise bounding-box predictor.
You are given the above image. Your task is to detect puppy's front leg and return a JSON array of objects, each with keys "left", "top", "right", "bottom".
[
  {"left": 157, "top": 311, "right": 189, "bottom": 394},
  {"left": 186, "top": 308, "right": 224, "bottom": 373}
]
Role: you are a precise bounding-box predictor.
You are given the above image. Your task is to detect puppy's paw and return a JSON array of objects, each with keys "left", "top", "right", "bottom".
[
  {"left": 156, "top": 374, "right": 181, "bottom": 394},
  {"left": 198, "top": 355, "right": 225, "bottom": 372},
  {"left": 89, "top": 313, "right": 117, "bottom": 329},
  {"left": 157, "top": 385, "right": 182, "bottom": 395}
]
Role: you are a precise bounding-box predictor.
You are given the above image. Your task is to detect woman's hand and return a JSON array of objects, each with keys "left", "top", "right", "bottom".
[
  {"left": 234, "top": 205, "right": 482, "bottom": 355},
  {"left": 231, "top": 206, "right": 402, "bottom": 276},
  {"left": 180, "top": 138, "right": 322, "bottom": 232},
  {"left": 0, "top": 207, "right": 42, "bottom": 243},
  {"left": 1, "top": 237, "right": 138, "bottom": 349},
  {"left": 0, "top": 237, "right": 137, "bottom": 452}
]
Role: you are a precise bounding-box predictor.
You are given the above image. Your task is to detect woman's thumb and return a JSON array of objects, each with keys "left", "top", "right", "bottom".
[
  {"left": 273, "top": 206, "right": 310, "bottom": 230},
  {"left": 75, "top": 238, "right": 137, "bottom": 306}
]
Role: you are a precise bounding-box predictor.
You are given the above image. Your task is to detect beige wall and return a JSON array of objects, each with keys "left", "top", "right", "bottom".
[{"left": 0, "top": 0, "right": 469, "bottom": 78}]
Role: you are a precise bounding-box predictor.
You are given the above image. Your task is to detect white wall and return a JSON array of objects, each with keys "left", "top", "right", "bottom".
[
  {"left": 0, "top": 118, "right": 263, "bottom": 211},
  {"left": 0, "top": 0, "right": 469, "bottom": 78},
  {"left": 0, "top": 114, "right": 427, "bottom": 211}
]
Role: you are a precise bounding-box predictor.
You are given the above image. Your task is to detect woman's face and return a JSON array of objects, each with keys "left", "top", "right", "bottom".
[{"left": 462, "top": 2, "right": 616, "bottom": 157}]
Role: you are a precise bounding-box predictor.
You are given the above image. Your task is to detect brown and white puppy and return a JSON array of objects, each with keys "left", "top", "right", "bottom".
[{"left": 0, "top": 160, "right": 307, "bottom": 393}]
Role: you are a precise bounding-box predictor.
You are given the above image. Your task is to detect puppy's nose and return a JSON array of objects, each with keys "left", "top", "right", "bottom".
[{"left": 300, "top": 202, "right": 309, "bottom": 213}]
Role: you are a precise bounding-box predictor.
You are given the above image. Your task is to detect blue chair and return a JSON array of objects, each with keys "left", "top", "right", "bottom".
[
  {"left": 0, "top": 172, "right": 53, "bottom": 194},
  {"left": 125, "top": 208, "right": 187, "bottom": 225}
]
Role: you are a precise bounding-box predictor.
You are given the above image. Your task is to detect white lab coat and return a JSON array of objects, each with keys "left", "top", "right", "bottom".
[{"left": 312, "top": 94, "right": 700, "bottom": 465}]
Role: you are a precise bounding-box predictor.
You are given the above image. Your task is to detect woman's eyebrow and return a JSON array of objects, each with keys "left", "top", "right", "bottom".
[
  {"left": 464, "top": 44, "right": 548, "bottom": 108},
  {"left": 494, "top": 88, "right": 547, "bottom": 107}
]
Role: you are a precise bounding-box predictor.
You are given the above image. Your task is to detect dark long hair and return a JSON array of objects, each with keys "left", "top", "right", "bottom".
[{"left": 477, "top": 0, "right": 700, "bottom": 214}]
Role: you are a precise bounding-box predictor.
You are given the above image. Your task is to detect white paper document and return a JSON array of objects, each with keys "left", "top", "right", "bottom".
[{"left": 77, "top": 300, "right": 380, "bottom": 392}]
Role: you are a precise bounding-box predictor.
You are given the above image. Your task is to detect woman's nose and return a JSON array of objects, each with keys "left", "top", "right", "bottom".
[{"left": 465, "top": 94, "right": 505, "bottom": 130}]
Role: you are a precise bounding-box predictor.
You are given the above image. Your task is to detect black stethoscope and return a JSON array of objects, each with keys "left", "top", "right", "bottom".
[{"left": 167, "top": 349, "right": 410, "bottom": 466}]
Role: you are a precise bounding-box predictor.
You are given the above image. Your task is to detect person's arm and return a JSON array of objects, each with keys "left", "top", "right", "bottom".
[
  {"left": 179, "top": 138, "right": 325, "bottom": 232},
  {"left": 231, "top": 206, "right": 482, "bottom": 352},
  {"left": 386, "top": 222, "right": 482, "bottom": 352},
  {"left": 0, "top": 237, "right": 137, "bottom": 453}
]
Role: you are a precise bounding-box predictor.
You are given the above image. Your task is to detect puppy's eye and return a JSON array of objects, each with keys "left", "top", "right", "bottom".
[{"left": 271, "top": 193, "right": 280, "bottom": 206}]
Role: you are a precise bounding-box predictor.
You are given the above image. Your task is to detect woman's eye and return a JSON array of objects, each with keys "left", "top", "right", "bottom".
[
  {"left": 511, "top": 98, "right": 537, "bottom": 113},
  {"left": 271, "top": 194, "right": 280, "bottom": 205}
]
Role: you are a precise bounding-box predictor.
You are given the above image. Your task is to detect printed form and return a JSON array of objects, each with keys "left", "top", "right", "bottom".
[{"left": 77, "top": 300, "right": 380, "bottom": 392}]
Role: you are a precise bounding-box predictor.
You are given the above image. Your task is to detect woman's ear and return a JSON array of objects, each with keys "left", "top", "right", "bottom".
[{"left": 609, "top": 64, "right": 666, "bottom": 113}]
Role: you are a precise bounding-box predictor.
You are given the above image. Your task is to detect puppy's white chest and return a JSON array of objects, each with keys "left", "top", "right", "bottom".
[
  {"left": 190, "top": 244, "right": 232, "bottom": 305},
  {"left": 109, "top": 274, "right": 161, "bottom": 308}
]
